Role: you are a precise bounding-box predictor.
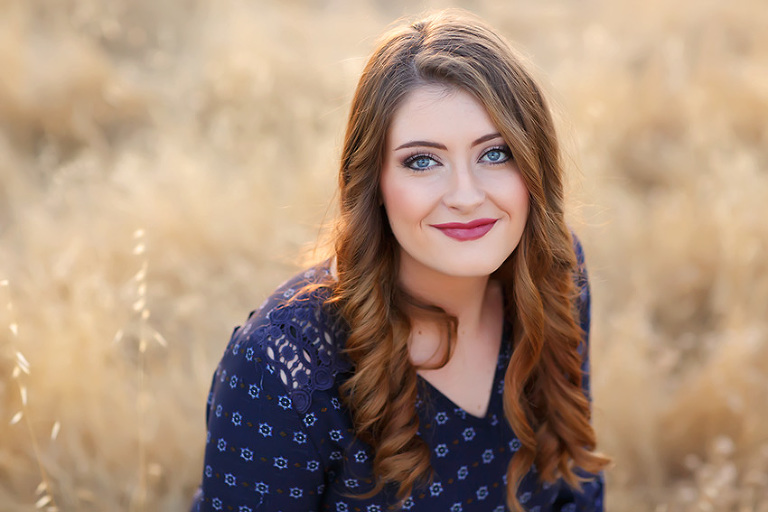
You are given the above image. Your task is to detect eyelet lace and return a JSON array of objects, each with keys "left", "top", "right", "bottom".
[{"left": 236, "top": 267, "right": 350, "bottom": 414}]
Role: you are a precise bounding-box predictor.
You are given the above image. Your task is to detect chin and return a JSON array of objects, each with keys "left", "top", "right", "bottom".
[{"left": 433, "top": 257, "right": 509, "bottom": 279}]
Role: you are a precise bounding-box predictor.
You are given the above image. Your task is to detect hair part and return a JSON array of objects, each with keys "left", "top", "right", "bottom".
[{"left": 320, "top": 8, "right": 609, "bottom": 510}]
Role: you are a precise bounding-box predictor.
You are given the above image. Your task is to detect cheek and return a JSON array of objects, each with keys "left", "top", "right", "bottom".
[
  {"left": 494, "top": 173, "right": 530, "bottom": 218},
  {"left": 519, "top": 186, "right": 531, "bottom": 217},
  {"left": 383, "top": 190, "right": 422, "bottom": 235},
  {"left": 381, "top": 175, "right": 435, "bottom": 227},
  {"left": 380, "top": 172, "right": 403, "bottom": 223}
]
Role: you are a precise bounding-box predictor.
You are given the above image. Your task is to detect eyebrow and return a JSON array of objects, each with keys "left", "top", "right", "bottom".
[{"left": 393, "top": 132, "right": 503, "bottom": 151}]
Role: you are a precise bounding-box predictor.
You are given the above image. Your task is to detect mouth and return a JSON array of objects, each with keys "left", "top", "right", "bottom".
[{"left": 431, "top": 218, "right": 498, "bottom": 241}]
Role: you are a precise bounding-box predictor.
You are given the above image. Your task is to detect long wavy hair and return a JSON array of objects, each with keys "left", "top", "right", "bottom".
[{"left": 323, "top": 9, "right": 609, "bottom": 511}]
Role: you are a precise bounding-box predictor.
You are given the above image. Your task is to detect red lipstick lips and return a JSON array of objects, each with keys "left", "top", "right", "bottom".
[{"left": 431, "top": 218, "right": 498, "bottom": 241}]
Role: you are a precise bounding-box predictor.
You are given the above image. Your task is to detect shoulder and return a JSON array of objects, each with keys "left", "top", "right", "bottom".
[
  {"left": 217, "top": 264, "right": 351, "bottom": 414},
  {"left": 569, "top": 231, "right": 591, "bottom": 345},
  {"left": 570, "top": 231, "right": 590, "bottom": 303},
  {"left": 569, "top": 232, "right": 595, "bottom": 398},
  {"left": 571, "top": 231, "right": 587, "bottom": 270}
]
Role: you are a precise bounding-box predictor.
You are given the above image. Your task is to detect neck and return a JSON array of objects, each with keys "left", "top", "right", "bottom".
[
  {"left": 398, "top": 253, "right": 504, "bottom": 371},
  {"left": 398, "top": 257, "right": 492, "bottom": 335}
]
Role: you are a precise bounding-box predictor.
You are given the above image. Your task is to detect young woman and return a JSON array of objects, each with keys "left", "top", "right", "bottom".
[{"left": 191, "top": 9, "right": 609, "bottom": 512}]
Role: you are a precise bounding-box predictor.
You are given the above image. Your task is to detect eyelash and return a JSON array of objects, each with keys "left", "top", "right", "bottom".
[
  {"left": 401, "top": 152, "right": 440, "bottom": 171},
  {"left": 400, "top": 145, "right": 513, "bottom": 171},
  {"left": 481, "top": 145, "right": 513, "bottom": 165}
]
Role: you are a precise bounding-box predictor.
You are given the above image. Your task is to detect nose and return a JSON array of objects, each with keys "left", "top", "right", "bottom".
[{"left": 442, "top": 162, "right": 485, "bottom": 212}]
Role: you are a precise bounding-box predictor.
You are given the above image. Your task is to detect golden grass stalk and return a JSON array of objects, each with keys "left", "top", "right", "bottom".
[{"left": 4, "top": 283, "right": 59, "bottom": 512}]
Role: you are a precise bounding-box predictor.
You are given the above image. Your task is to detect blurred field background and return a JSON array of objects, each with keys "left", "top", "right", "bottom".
[{"left": 1, "top": 0, "right": 767, "bottom": 510}]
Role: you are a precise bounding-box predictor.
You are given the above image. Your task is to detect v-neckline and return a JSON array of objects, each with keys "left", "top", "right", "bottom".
[{"left": 416, "top": 320, "right": 511, "bottom": 421}]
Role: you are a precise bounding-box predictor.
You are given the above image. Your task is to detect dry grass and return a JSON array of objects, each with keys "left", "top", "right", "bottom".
[{"left": 1, "top": 0, "right": 766, "bottom": 510}]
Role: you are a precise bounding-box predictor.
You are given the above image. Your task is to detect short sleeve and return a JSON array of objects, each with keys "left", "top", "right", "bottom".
[{"left": 191, "top": 327, "right": 325, "bottom": 511}]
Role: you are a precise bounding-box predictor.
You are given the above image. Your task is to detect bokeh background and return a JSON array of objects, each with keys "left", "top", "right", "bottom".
[{"left": 1, "top": 0, "right": 767, "bottom": 510}]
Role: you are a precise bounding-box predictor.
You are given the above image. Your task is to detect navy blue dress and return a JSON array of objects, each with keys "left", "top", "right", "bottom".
[{"left": 190, "top": 240, "right": 604, "bottom": 511}]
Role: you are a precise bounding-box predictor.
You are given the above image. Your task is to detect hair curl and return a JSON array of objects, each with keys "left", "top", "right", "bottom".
[{"left": 320, "top": 9, "right": 609, "bottom": 511}]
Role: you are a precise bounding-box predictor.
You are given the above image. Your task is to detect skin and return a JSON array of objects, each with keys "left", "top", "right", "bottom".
[{"left": 380, "top": 84, "right": 530, "bottom": 417}]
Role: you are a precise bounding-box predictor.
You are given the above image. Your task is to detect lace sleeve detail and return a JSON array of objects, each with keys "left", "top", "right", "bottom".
[{"left": 234, "top": 268, "right": 351, "bottom": 414}]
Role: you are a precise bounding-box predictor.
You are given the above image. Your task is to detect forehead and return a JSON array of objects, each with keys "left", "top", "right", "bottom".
[{"left": 387, "top": 85, "right": 498, "bottom": 146}]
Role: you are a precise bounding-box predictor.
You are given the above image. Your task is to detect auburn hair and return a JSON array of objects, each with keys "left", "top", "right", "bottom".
[{"left": 320, "top": 8, "right": 609, "bottom": 511}]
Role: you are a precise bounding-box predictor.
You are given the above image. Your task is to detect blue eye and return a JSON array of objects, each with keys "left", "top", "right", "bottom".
[
  {"left": 480, "top": 146, "right": 512, "bottom": 164},
  {"left": 403, "top": 154, "right": 439, "bottom": 171}
]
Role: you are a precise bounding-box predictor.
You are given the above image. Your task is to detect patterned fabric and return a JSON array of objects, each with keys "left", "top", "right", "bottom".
[{"left": 190, "top": 237, "right": 604, "bottom": 511}]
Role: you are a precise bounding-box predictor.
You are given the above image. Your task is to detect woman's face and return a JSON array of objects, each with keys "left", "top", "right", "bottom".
[{"left": 380, "top": 84, "right": 530, "bottom": 282}]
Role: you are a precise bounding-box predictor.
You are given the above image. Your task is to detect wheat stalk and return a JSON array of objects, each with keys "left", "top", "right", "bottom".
[
  {"left": 4, "top": 280, "right": 60, "bottom": 512},
  {"left": 121, "top": 228, "right": 167, "bottom": 511}
]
